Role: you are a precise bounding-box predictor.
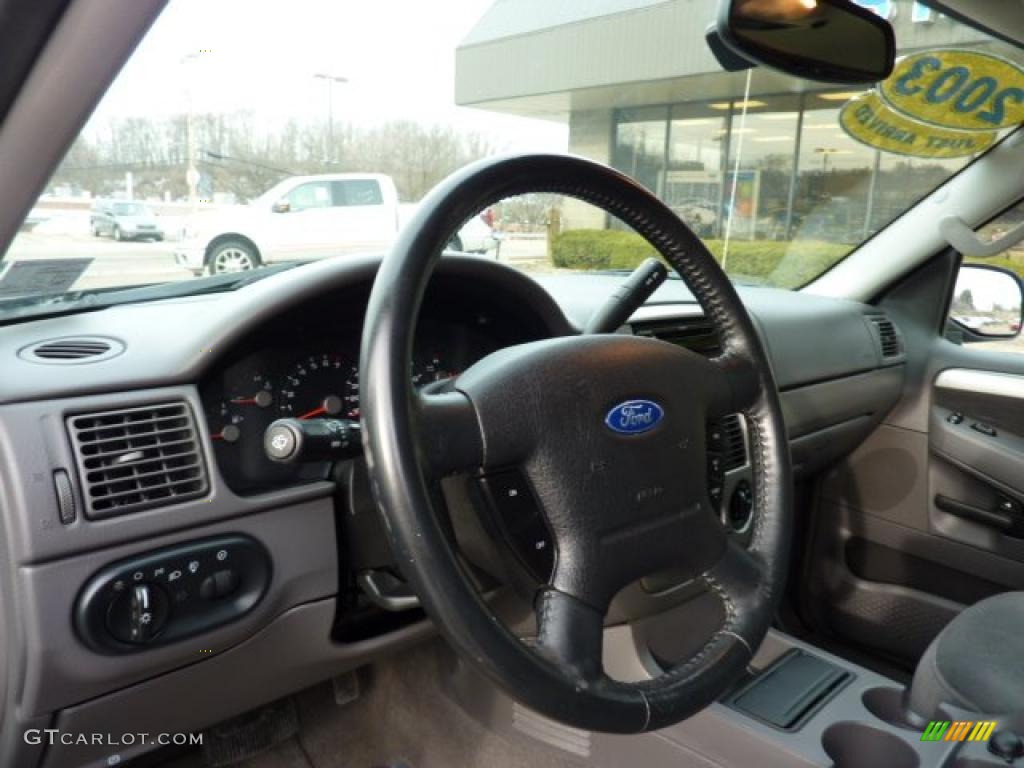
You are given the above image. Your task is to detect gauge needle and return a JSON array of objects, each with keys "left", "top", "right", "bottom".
[{"left": 297, "top": 406, "right": 327, "bottom": 420}]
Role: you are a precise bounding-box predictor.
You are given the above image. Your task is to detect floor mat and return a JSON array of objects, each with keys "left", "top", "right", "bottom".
[{"left": 287, "top": 641, "right": 581, "bottom": 768}]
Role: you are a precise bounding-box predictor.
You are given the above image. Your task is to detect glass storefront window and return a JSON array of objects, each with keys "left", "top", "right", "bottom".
[
  {"left": 724, "top": 94, "right": 801, "bottom": 244},
  {"left": 612, "top": 107, "right": 668, "bottom": 198},
  {"left": 665, "top": 103, "right": 727, "bottom": 238}
]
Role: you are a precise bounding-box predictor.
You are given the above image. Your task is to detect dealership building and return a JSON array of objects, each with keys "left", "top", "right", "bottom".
[{"left": 455, "top": 0, "right": 1012, "bottom": 243}]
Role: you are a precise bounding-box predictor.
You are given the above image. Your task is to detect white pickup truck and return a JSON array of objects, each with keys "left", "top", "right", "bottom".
[{"left": 174, "top": 173, "right": 498, "bottom": 275}]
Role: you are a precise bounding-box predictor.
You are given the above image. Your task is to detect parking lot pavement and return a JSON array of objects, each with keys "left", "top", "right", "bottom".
[
  {"left": 5, "top": 232, "right": 192, "bottom": 290},
  {"left": 495, "top": 235, "right": 550, "bottom": 272},
  {"left": 2, "top": 232, "right": 558, "bottom": 295}
]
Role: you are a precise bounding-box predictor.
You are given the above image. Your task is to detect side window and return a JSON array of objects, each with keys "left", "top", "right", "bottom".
[
  {"left": 948, "top": 199, "right": 1024, "bottom": 354},
  {"left": 333, "top": 180, "right": 383, "bottom": 207},
  {"left": 286, "top": 182, "right": 332, "bottom": 212}
]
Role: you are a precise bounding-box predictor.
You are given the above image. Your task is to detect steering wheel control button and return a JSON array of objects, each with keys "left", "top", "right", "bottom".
[
  {"left": 512, "top": 518, "right": 555, "bottom": 581},
  {"left": 727, "top": 481, "right": 754, "bottom": 533},
  {"left": 478, "top": 471, "right": 555, "bottom": 581},
  {"left": 989, "top": 729, "right": 1024, "bottom": 762},
  {"left": 76, "top": 534, "right": 271, "bottom": 653}
]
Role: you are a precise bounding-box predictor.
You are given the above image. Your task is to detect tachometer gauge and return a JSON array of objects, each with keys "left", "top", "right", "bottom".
[{"left": 279, "top": 352, "right": 358, "bottom": 420}]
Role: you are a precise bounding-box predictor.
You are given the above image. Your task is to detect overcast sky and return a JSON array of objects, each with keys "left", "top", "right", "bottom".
[{"left": 90, "top": 0, "right": 568, "bottom": 151}]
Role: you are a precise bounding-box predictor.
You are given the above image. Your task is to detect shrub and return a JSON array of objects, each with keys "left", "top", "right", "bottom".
[{"left": 550, "top": 229, "right": 852, "bottom": 288}]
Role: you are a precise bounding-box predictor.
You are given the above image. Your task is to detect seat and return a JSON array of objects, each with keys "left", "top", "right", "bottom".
[{"left": 907, "top": 591, "right": 1024, "bottom": 717}]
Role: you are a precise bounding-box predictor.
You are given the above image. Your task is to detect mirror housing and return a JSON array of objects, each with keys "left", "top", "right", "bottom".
[
  {"left": 712, "top": 0, "right": 895, "bottom": 84},
  {"left": 949, "top": 264, "right": 1024, "bottom": 342},
  {"left": 272, "top": 200, "right": 290, "bottom": 214}
]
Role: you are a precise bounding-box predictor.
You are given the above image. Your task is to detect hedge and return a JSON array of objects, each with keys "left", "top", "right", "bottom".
[
  {"left": 551, "top": 229, "right": 853, "bottom": 288},
  {"left": 965, "top": 254, "right": 1024, "bottom": 280}
]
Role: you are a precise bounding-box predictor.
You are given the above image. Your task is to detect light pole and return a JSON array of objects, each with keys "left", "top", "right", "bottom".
[
  {"left": 313, "top": 73, "right": 349, "bottom": 164},
  {"left": 180, "top": 53, "right": 201, "bottom": 212},
  {"left": 814, "top": 147, "right": 840, "bottom": 196}
]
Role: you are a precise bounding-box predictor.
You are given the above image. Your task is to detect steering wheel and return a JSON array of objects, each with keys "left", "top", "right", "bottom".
[{"left": 360, "top": 154, "right": 791, "bottom": 733}]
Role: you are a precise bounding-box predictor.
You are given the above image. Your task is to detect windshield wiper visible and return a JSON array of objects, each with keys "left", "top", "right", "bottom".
[{"left": 0, "top": 262, "right": 304, "bottom": 325}]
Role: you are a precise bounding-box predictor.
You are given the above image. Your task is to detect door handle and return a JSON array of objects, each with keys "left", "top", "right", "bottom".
[{"left": 934, "top": 494, "right": 1024, "bottom": 537}]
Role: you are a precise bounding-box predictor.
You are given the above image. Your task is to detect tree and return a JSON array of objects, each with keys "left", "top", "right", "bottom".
[{"left": 48, "top": 112, "right": 507, "bottom": 203}]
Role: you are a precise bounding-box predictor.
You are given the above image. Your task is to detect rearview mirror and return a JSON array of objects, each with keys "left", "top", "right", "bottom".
[
  {"left": 949, "top": 264, "right": 1024, "bottom": 342},
  {"left": 714, "top": 0, "right": 895, "bottom": 84},
  {"left": 272, "top": 200, "right": 290, "bottom": 214}
]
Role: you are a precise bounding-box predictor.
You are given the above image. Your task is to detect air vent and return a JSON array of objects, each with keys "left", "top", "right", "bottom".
[
  {"left": 719, "top": 414, "right": 748, "bottom": 471},
  {"left": 868, "top": 316, "right": 902, "bottom": 359},
  {"left": 19, "top": 336, "right": 124, "bottom": 364},
  {"left": 67, "top": 402, "right": 208, "bottom": 519},
  {"left": 633, "top": 317, "right": 721, "bottom": 356}
]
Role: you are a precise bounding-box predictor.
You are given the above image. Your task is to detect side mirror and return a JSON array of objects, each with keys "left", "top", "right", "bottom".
[
  {"left": 711, "top": 0, "right": 895, "bottom": 84},
  {"left": 272, "top": 200, "right": 290, "bottom": 214},
  {"left": 949, "top": 264, "right": 1024, "bottom": 342}
]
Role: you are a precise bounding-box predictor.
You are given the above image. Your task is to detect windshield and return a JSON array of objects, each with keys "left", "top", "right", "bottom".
[
  {"left": 112, "top": 202, "right": 149, "bottom": 216},
  {"left": 2, "top": 0, "right": 1022, "bottom": 308}
]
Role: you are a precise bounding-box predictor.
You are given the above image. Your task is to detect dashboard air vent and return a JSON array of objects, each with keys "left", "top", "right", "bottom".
[
  {"left": 719, "top": 414, "right": 747, "bottom": 471},
  {"left": 633, "top": 317, "right": 721, "bottom": 356},
  {"left": 67, "top": 402, "right": 208, "bottom": 519},
  {"left": 19, "top": 336, "right": 124, "bottom": 364},
  {"left": 868, "top": 316, "right": 901, "bottom": 359}
]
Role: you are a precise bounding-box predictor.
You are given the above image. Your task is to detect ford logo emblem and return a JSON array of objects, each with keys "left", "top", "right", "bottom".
[{"left": 605, "top": 399, "right": 664, "bottom": 435}]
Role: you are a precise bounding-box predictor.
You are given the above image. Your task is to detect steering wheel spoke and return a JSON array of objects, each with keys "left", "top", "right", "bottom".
[
  {"left": 534, "top": 587, "right": 606, "bottom": 683},
  {"left": 704, "top": 353, "right": 762, "bottom": 418},
  {"left": 414, "top": 390, "right": 484, "bottom": 476}
]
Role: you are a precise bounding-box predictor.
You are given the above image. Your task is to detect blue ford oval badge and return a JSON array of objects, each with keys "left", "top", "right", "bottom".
[{"left": 605, "top": 400, "right": 664, "bottom": 435}]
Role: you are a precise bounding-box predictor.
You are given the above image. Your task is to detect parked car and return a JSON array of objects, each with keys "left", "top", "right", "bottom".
[
  {"left": 176, "top": 174, "right": 498, "bottom": 275},
  {"left": 90, "top": 199, "right": 163, "bottom": 241}
]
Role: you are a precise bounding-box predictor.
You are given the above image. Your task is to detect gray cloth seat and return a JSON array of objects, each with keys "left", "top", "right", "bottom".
[{"left": 908, "top": 591, "right": 1024, "bottom": 717}]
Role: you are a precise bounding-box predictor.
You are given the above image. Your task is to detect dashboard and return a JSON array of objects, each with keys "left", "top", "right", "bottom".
[{"left": 0, "top": 253, "right": 906, "bottom": 768}]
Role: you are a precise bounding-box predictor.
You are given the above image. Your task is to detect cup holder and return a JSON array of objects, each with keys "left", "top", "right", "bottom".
[
  {"left": 862, "top": 686, "right": 950, "bottom": 731},
  {"left": 822, "top": 722, "right": 919, "bottom": 768}
]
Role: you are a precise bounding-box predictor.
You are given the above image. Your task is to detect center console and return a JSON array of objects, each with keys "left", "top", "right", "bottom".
[{"left": 449, "top": 627, "right": 1017, "bottom": 768}]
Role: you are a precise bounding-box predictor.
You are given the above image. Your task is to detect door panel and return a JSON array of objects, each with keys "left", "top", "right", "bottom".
[{"left": 801, "top": 249, "right": 1024, "bottom": 669}]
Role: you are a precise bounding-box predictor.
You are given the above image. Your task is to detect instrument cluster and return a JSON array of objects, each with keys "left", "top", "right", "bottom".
[{"left": 201, "top": 315, "right": 509, "bottom": 493}]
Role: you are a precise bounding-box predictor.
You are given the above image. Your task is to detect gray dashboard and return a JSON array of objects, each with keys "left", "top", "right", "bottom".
[{"left": 0, "top": 255, "right": 905, "bottom": 768}]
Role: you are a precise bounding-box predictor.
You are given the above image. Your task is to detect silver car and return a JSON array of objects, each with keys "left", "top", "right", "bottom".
[{"left": 90, "top": 199, "right": 164, "bottom": 241}]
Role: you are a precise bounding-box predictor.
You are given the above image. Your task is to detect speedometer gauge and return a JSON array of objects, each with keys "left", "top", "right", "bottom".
[{"left": 279, "top": 352, "right": 359, "bottom": 420}]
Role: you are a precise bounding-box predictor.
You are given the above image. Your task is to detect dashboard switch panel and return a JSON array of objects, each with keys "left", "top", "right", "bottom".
[{"left": 75, "top": 534, "right": 271, "bottom": 653}]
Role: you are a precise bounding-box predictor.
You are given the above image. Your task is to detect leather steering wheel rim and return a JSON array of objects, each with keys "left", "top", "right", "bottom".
[{"left": 360, "top": 153, "right": 792, "bottom": 733}]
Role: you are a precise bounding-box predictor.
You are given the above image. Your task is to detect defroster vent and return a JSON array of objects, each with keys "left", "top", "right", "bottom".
[{"left": 67, "top": 402, "right": 208, "bottom": 519}]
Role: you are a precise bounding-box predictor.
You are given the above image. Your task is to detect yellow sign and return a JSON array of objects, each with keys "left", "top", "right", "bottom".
[
  {"left": 840, "top": 91, "right": 997, "bottom": 159},
  {"left": 880, "top": 49, "right": 1024, "bottom": 131}
]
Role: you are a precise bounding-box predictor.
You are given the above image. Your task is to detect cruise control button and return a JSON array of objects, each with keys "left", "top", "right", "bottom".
[
  {"left": 478, "top": 470, "right": 555, "bottom": 581},
  {"left": 478, "top": 471, "right": 539, "bottom": 530},
  {"left": 510, "top": 517, "right": 555, "bottom": 582}
]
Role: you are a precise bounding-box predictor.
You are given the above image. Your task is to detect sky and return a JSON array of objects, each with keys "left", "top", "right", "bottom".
[{"left": 89, "top": 0, "right": 568, "bottom": 151}]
